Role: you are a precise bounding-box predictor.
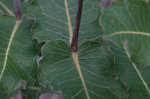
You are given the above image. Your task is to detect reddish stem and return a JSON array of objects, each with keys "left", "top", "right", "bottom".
[
  {"left": 71, "top": 0, "right": 83, "bottom": 52},
  {"left": 13, "top": 0, "right": 22, "bottom": 20}
]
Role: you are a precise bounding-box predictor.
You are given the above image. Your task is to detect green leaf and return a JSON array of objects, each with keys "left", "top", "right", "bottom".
[
  {"left": 1, "top": 0, "right": 150, "bottom": 99},
  {"left": 0, "top": 16, "right": 37, "bottom": 97},
  {"left": 100, "top": 0, "right": 150, "bottom": 98},
  {"left": 37, "top": 40, "right": 131, "bottom": 99},
  {"left": 34, "top": 0, "right": 101, "bottom": 43},
  {"left": 32, "top": 0, "right": 140, "bottom": 99}
]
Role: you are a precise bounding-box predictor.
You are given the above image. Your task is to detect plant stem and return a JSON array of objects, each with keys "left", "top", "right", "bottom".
[
  {"left": 71, "top": 0, "right": 83, "bottom": 52},
  {"left": 13, "top": 0, "right": 22, "bottom": 20},
  {"left": 65, "top": 1, "right": 90, "bottom": 98}
]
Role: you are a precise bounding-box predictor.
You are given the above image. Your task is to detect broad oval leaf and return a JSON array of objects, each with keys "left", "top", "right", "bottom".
[
  {"left": 1, "top": 0, "right": 150, "bottom": 99},
  {"left": 37, "top": 40, "right": 130, "bottom": 99},
  {"left": 100, "top": 0, "right": 150, "bottom": 98},
  {"left": 0, "top": 16, "right": 38, "bottom": 98},
  {"left": 32, "top": 0, "right": 137, "bottom": 99}
]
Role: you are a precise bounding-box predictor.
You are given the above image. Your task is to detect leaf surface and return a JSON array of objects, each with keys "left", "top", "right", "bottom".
[
  {"left": 34, "top": 0, "right": 101, "bottom": 43},
  {"left": 0, "top": 16, "right": 37, "bottom": 98},
  {"left": 100, "top": 0, "right": 150, "bottom": 98}
]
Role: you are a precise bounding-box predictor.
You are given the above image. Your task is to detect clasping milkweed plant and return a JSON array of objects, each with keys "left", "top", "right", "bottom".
[{"left": 0, "top": 0, "right": 150, "bottom": 99}]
